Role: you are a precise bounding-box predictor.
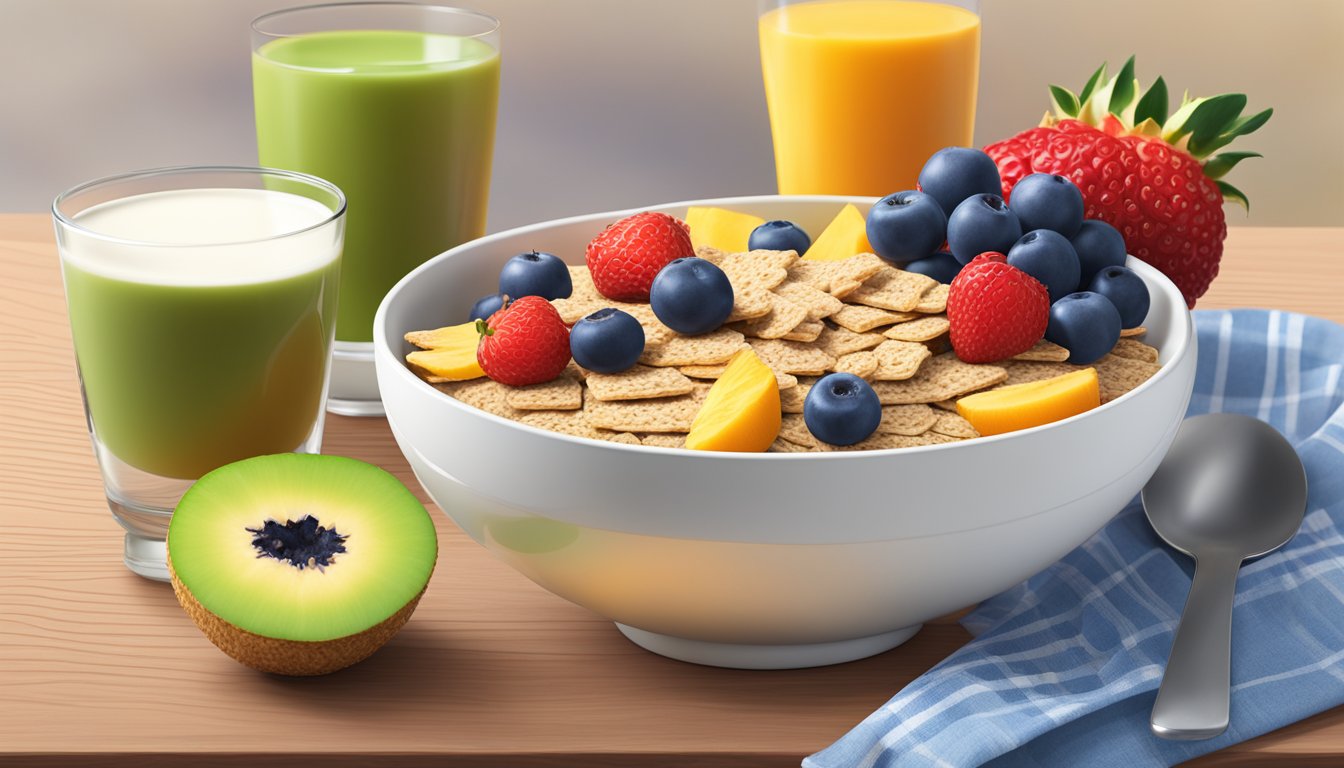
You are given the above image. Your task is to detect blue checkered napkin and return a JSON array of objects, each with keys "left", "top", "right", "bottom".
[{"left": 806, "top": 309, "right": 1344, "bottom": 768}]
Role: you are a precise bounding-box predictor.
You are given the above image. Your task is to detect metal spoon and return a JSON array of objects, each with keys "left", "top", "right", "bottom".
[{"left": 1142, "top": 413, "right": 1307, "bottom": 740}]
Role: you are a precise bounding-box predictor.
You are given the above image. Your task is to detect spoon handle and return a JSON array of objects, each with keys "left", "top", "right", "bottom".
[{"left": 1151, "top": 549, "right": 1243, "bottom": 740}]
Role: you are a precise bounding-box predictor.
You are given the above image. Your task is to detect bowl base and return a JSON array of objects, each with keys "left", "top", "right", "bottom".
[{"left": 615, "top": 623, "right": 922, "bottom": 670}]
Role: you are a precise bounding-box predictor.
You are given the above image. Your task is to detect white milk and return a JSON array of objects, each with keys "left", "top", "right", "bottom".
[{"left": 61, "top": 187, "right": 341, "bottom": 286}]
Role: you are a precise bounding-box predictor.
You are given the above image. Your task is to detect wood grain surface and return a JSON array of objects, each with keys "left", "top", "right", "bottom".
[{"left": 1, "top": 214, "right": 1341, "bottom": 767}]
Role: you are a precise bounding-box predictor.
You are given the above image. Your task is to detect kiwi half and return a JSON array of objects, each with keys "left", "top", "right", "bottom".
[{"left": 166, "top": 453, "right": 438, "bottom": 676}]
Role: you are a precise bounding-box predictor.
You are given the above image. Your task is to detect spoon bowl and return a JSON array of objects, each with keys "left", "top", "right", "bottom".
[
  {"left": 1144, "top": 413, "right": 1307, "bottom": 557},
  {"left": 1142, "top": 413, "right": 1308, "bottom": 740}
]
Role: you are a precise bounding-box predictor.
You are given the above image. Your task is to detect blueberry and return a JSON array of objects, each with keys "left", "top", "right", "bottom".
[
  {"left": 748, "top": 220, "right": 811, "bottom": 254},
  {"left": 1089, "top": 265, "right": 1150, "bottom": 329},
  {"left": 865, "top": 191, "right": 947, "bottom": 265},
  {"left": 1069, "top": 220, "right": 1128, "bottom": 286},
  {"left": 468, "top": 292, "right": 505, "bottom": 322},
  {"left": 946, "top": 194, "right": 1022, "bottom": 265},
  {"left": 918, "top": 147, "right": 1003, "bottom": 218},
  {"left": 1046, "top": 292, "right": 1122, "bottom": 365},
  {"left": 1008, "top": 173, "right": 1084, "bottom": 238},
  {"left": 803, "top": 373, "right": 882, "bottom": 446},
  {"left": 903, "top": 251, "right": 963, "bottom": 284},
  {"left": 1006, "top": 230, "right": 1081, "bottom": 303},
  {"left": 649, "top": 257, "right": 734, "bottom": 335},
  {"left": 569, "top": 308, "right": 645, "bottom": 374},
  {"left": 498, "top": 250, "right": 572, "bottom": 301}
]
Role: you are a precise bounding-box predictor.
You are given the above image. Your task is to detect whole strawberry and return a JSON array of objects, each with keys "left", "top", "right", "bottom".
[
  {"left": 984, "top": 57, "right": 1271, "bottom": 306},
  {"left": 586, "top": 211, "right": 693, "bottom": 302},
  {"left": 476, "top": 296, "right": 571, "bottom": 386},
  {"left": 947, "top": 252, "right": 1049, "bottom": 364}
]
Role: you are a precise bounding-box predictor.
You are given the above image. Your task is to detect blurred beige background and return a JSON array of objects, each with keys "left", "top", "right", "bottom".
[{"left": 2, "top": 0, "right": 1339, "bottom": 230}]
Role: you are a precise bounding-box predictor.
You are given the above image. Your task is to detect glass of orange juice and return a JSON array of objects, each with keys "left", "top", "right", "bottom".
[{"left": 759, "top": 0, "right": 981, "bottom": 196}]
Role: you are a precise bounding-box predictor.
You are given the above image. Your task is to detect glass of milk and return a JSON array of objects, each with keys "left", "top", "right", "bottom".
[{"left": 52, "top": 166, "right": 345, "bottom": 581}]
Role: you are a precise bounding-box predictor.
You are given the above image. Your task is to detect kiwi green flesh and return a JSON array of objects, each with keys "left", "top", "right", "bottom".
[{"left": 167, "top": 453, "right": 437, "bottom": 644}]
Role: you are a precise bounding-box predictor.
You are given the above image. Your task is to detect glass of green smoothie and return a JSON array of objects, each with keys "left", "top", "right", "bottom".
[
  {"left": 252, "top": 3, "right": 501, "bottom": 417},
  {"left": 53, "top": 166, "right": 346, "bottom": 581}
]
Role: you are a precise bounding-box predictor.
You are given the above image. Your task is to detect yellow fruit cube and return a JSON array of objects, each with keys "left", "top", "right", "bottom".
[
  {"left": 685, "top": 206, "right": 767, "bottom": 254},
  {"left": 404, "top": 321, "right": 480, "bottom": 350},
  {"left": 404, "top": 322, "right": 485, "bottom": 381},
  {"left": 685, "top": 349, "right": 781, "bottom": 452},
  {"left": 802, "top": 203, "right": 873, "bottom": 261},
  {"left": 956, "top": 368, "right": 1100, "bottom": 436}
]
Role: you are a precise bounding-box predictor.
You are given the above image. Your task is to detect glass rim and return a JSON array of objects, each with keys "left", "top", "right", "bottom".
[
  {"left": 252, "top": 2, "right": 500, "bottom": 47},
  {"left": 52, "top": 165, "right": 347, "bottom": 249},
  {"left": 757, "top": 0, "right": 981, "bottom": 16}
]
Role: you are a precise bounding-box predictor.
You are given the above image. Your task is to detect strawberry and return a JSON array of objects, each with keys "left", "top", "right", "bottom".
[
  {"left": 984, "top": 57, "right": 1271, "bottom": 307},
  {"left": 947, "top": 252, "right": 1049, "bottom": 364},
  {"left": 585, "top": 211, "right": 694, "bottom": 302},
  {"left": 476, "top": 296, "right": 571, "bottom": 386}
]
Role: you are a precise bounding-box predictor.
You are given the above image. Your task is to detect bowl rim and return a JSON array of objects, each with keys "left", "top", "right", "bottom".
[{"left": 374, "top": 194, "right": 1193, "bottom": 460}]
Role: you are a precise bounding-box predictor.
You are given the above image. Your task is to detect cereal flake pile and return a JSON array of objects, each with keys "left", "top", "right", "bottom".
[{"left": 409, "top": 247, "right": 1161, "bottom": 452}]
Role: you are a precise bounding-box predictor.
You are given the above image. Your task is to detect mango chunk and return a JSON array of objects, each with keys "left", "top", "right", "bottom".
[
  {"left": 802, "top": 203, "right": 873, "bottom": 261},
  {"left": 404, "top": 322, "right": 479, "bottom": 351},
  {"left": 686, "top": 349, "right": 781, "bottom": 452},
  {"left": 404, "top": 322, "right": 485, "bottom": 381},
  {"left": 956, "top": 368, "right": 1100, "bottom": 436},
  {"left": 685, "top": 206, "right": 767, "bottom": 253}
]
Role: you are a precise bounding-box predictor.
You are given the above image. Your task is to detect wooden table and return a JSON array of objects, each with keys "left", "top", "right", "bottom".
[{"left": 2, "top": 214, "right": 1340, "bottom": 766}]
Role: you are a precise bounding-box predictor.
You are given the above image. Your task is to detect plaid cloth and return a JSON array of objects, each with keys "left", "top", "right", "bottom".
[{"left": 806, "top": 309, "right": 1344, "bottom": 768}]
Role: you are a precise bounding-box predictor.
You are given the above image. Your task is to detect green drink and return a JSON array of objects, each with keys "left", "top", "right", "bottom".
[
  {"left": 252, "top": 5, "right": 500, "bottom": 415},
  {"left": 63, "top": 248, "right": 337, "bottom": 480},
  {"left": 54, "top": 168, "right": 346, "bottom": 581}
]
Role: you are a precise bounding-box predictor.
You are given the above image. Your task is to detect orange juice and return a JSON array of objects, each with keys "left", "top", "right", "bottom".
[{"left": 759, "top": 0, "right": 981, "bottom": 196}]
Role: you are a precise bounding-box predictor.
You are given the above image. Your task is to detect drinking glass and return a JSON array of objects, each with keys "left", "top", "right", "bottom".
[
  {"left": 53, "top": 166, "right": 345, "bottom": 581},
  {"left": 759, "top": 0, "right": 981, "bottom": 195},
  {"left": 252, "top": 3, "right": 501, "bottom": 416}
]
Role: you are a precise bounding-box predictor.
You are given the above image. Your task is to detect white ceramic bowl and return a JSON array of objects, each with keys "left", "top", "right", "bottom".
[{"left": 374, "top": 195, "right": 1197, "bottom": 669}]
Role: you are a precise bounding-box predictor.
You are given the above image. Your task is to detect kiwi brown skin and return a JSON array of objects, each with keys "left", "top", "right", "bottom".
[{"left": 168, "top": 553, "right": 432, "bottom": 677}]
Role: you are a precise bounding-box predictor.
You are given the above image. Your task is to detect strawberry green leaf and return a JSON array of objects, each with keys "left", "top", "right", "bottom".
[
  {"left": 1077, "top": 63, "right": 1108, "bottom": 105},
  {"left": 1184, "top": 94, "right": 1248, "bottom": 146},
  {"left": 1108, "top": 56, "right": 1137, "bottom": 115},
  {"left": 1134, "top": 76, "right": 1169, "bottom": 126},
  {"left": 1163, "top": 96, "right": 1203, "bottom": 143},
  {"left": 1188, "top": 133, "right": 1229, "bottom": 158},
  {"left": 1202, "top": 151, "right": 1261, "bottom": 180},
  {"left": 1050, "top": 85, "right": 1080, "bottom": 117},
  {"left": 1081, "top": 76, "right": 1118, "bottom": 125},
  {"left": 1193, "top": 107, "right": 1274, "bottom": 156},
  {"left": 1216, "top": 180, "right": 1249, "bottom": 211},
  {"left": 1224, "top": 107, "right": 1274, "bottom": 139}
]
